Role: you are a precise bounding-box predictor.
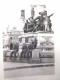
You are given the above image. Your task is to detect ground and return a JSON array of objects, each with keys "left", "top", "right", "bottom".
[{"left": 4, "top": 62, "right": 55, "bottom": 79}]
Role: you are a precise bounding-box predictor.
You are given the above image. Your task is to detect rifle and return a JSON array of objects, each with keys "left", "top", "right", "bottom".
[{"left": 48, "top": 13, "right": 54, "bottom": 18}]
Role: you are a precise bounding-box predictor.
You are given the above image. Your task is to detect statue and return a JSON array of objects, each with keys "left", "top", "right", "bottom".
[
  {"left": 23, "top": 10, "right": 54, "bottom": 33},
  {"left": 23, "top": 20, "right": 29, "bottom": 33},
  {"left": 33, "top": 12, "right": 45, "bottom": 32},
  {"left": 33, "top": 11, "right": 54, "bottom": 32},
  {"left": 23, "top": 17, "right": 36, "bottom": 33},
  {"left": 47, "top": 13, "right": 54, "bottom": 32}
]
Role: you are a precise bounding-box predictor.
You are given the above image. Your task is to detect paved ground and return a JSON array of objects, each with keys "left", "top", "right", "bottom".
[
  {"left": 4, "top": 75, "right": 55, "bottom": 80},
  {"left": 4, "top": 62, "right": 55, "bottom": 79},
  {"left": 4, "top": 66, "right": 55, "bottom": 78},
  {"left": 4, "top": 62, "right": 54, "bottom": 69}
]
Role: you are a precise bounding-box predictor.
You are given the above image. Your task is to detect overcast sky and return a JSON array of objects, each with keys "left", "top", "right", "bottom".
[{"left": 0, "top": 0, "right": 56, "bottom": 33}]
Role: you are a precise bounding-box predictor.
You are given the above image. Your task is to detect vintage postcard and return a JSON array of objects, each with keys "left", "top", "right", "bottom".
[{"left": 0, "top": 0, "right": 57, "bottom": 80}]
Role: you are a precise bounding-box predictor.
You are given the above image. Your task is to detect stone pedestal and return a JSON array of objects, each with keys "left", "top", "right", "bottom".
[{"left": 32, "top": 49, "right": 41, "bottom": 59}]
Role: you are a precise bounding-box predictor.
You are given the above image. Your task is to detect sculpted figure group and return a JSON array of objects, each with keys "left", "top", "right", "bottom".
[{"left": 24, "top": 11, "right": 53, "bottom": 33}]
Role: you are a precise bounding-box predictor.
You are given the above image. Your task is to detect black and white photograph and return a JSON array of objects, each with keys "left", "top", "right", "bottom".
[{"left": 2, "top": 3, "right": 55, "bottom": 79}]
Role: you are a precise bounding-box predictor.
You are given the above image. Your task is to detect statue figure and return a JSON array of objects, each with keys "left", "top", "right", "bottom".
[
  {"left": 23, "top": 10, "right": 54, "bottom": 33},
  {"left": 33, "top": 12, "right": 45, "bottom": 32},
  {"left": 23, "top": 20, "right": 29, "bottom": 33},
  {"left": 33, "top": 11, "right": 54, "bottom": 32},
  {"left": 23, "top": 17, "right": 36, "bottom": 32},
  {"left": 47, "top": 13, "right": 54, "bottom": 32}
]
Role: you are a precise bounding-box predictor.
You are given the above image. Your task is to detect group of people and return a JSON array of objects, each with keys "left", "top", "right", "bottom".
[
  {"left": 10, "top": 43, "right": 19, "bottom": 59},
  {"left": 23, "top": 10, "right": 53, "bottom": 33},
  {"left": 20, "top": 38, "right": 37, "bottom": 60},
  {"left": 9, "top": 38, "right": 37, "bottom": 60}
]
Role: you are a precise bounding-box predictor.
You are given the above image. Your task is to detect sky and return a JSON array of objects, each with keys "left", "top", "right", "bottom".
[{"left": 0, "top": 0, "right": 56, "bottom": 33}]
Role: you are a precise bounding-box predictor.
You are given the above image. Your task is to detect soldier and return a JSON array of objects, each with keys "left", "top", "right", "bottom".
[
  {"left": 10, "top": 43, "right": 19, "bottom": 59},
  {"left": 20, "top": 43, "right": 27, "bottom": 59},
  {"left": 47, "top": 13, "right": 54, "bottom": 32},
  {"left": 23, "top": 20, "right": 29, "bottom": 33},
  {"left": 10, "top": 43, "right": 13, "bottom": 50},
  {"left": 27, "top": 17, "right": 36, "bottom": 32},
  {"left": 43, "top": 11, "right": 54, "bottom": 32},
  {"left": 42, "top": 11, "right": 48, "bottom": 31},
  {"left": 33, "top": 38, "right": 37, "bottom": 49},
  {"left": 33, "top": 12, "right": 45, "bottom": 32},
  {"left": 27, "top": 43, "right": 33, "bottom": 59}
]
